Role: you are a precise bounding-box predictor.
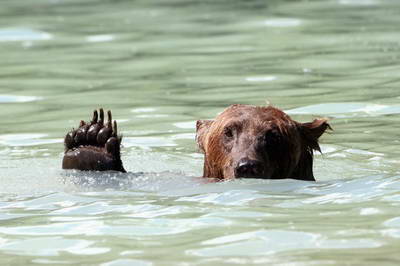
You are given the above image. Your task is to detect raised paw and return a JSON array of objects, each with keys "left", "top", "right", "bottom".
[{"left": 62, "top": 108, "right": 125, "bottom": 172}]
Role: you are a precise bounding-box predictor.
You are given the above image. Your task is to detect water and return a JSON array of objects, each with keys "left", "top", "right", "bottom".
[{"left": 1, "top": 0, "right": 400, "bottom": 264}]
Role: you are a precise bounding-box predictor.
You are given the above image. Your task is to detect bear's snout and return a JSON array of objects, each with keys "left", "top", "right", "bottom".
[{"left": 234, "top": 158, "right": 264, "bottom": 178}]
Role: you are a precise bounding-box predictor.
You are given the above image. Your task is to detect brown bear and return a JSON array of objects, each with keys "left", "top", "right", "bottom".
[
  {"left": 196, "top": 104, "right": 331, "bottom": 181},
  {"left": 62, "top": 105, "right": 330, "bottom": 181}
]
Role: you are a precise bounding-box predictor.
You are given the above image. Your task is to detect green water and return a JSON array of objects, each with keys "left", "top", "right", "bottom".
[{"left": 1, "top": 0, "right": 400, "bottom": 265}]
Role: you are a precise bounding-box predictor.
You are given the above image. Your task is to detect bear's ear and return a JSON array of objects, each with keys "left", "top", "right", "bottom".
[
  {"left": 299, "top": 119, "right": 331, "bottom": 152},
  {"left": 196, "top": 120, "right": 214, "bottom": 153}
]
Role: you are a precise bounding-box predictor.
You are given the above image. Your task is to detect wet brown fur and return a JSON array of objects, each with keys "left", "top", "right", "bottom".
[
  {"left": 196, "top": 104, "right": 331, "bottom": 181},
  {"left": 62, "top": 105, "right": 330, "bottom": 180}
]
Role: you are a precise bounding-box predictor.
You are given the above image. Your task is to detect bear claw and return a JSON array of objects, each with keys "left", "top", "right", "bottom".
[{"left": 62, "top": 109, "right": 125, "bottom": 172}]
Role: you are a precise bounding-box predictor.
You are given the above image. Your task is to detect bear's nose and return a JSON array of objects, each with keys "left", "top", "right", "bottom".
[{"left": 235, "top": 159, "right": 263, "bottom": 178}]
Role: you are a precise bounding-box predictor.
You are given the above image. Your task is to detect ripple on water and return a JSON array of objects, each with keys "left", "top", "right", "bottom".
[
  {"left": 0, "top": 192, "right": 94, "bottom": 211},
  {"left": 264, "top": 18, "right": 302, "bottom": 27},
  {"left": 245, "top": 76, "right": 277, "bottom": 82},
  {"left": 286, "top": 102, "right": 400, "bottom": 118},
  {"left": 339, "top": 0, "right": 379, "bottom": 5},
  {"left": 173, "top": 121, "right": 195, "bottom": 129},
  {"left": 382, "top": 217, "right": 400, "bottom": 238},
  {"left": 123, "top": 136, "right": 177, "bottom": 148},
  {"left": 187, "top": 230, "right": 381, "bottom": 257},
  {"left": 100, "top": 259, "right": 152, "bottom": 266},
  {"left": 0, "top": 134, "right": 62, "bottom": 147},
  {"left": 50, "top": 201, "right": 159, "bottom": 216},
  {"left": 384, "top": 217, "right": 400, "bottom": 228},
  {"left": 0, "top": 215, "right": 232, "bottom": 237},
  {"left": 0, "top": 95, "right": 42, "bottom": 103},
  {"left": 86, "top": 34, "right": 115, "bottom": 43},
  {"left": 131, "top": 107, "right": 157, "bottom": 113},
  {"left": 130, "top": 107, "right": 169, "bottom": 118},
  {"left": 176, "top": 190, "right": 267, "bottom": 206},
  {"left": 0, "top": 237, "right": 109, "bottom": 256},
  {"left": 0, "top": 28, "right": 52, "bottom": 42}
]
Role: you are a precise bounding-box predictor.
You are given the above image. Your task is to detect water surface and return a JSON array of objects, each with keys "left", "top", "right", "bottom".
[{"left": 1, "top": 0, "right": 400, "bottom": 265}]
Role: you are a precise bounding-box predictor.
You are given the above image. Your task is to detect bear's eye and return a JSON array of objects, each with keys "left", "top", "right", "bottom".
[
  {"left": 264, "top": 129, "right": 282, "bottom": 147},
  {"left": 224, "top": 127, "right": 234, "bottom": 139}
]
